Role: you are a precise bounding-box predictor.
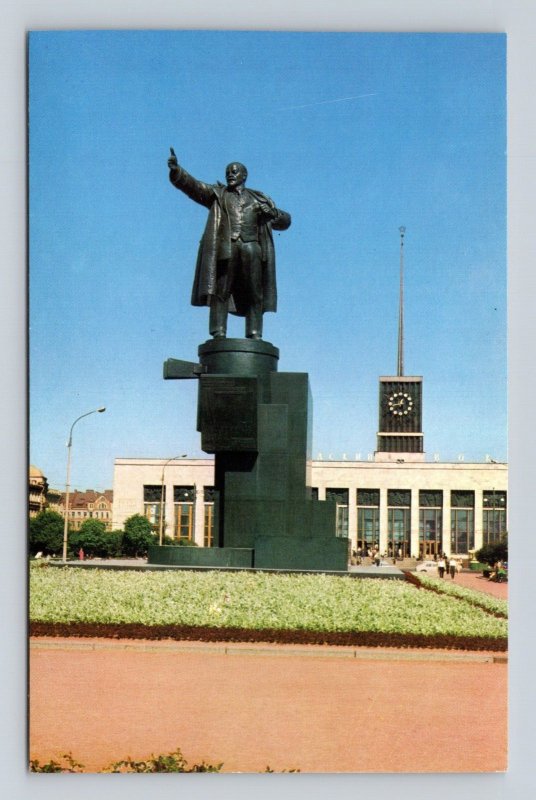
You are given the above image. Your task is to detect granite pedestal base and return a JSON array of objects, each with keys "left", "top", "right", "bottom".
[{"left": 151, "top": 338, "right": 349, "bottom": 572}]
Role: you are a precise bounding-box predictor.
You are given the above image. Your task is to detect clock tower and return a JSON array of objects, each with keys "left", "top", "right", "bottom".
[
  {"left": 376, "top": 376, "right": 424, "bottom": 460},
  {"left": 375, "top": 228, "right": 425, "bottom": 462}
]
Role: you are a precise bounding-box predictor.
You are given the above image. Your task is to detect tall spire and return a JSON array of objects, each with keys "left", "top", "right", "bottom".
[{"left": 397, "top": 226, "right": 406, "bottom": 376}]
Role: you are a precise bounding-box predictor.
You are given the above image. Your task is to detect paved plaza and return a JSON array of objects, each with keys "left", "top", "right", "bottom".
[{"left": 29, "top": 569, "right": 507, "bottom": 773}]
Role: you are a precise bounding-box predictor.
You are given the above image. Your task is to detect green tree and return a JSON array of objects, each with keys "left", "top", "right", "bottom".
[
  {"left": 106, "top": 530, "right": 125, "bottom": 557},
  {"left": 29, "top": 510, "right": 65, "bottom": 556},
  {"left": 476, "top": 533, "right": 508, "bottom": 566},
  {"left": 70, "top": 520, "right": 124, "bottom": 558},
  {"left": 69, "top": 518, "right": 107, "bottom": 558},
  {"left": 122, "top": 514, "right": 156, "bottom": 557}
]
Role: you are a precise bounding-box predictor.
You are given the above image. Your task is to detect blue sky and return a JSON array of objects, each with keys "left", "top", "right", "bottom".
[{"left": 29, "top": 31, "right": 506, "bottom": 490}]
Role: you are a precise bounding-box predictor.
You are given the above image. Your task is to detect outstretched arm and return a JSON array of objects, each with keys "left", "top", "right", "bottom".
[{"left": 167, "top": 148, "right": 215, "bottom": 209}]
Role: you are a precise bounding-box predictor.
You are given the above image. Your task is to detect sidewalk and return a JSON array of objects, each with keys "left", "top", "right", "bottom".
[
  {"left": 434, "top": 570, "right": 508, "bottom": 600},
  {"left": 30, "top": 636, "right": 507, "bottom": 773}
]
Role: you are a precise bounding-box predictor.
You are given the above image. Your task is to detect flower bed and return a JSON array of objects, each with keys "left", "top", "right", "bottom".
[
  {"left": 408, "top": 572, "right": 508, "bottom": 618},
  {"left": 29, "top": 566, "right": 507, "bottom": 651}
]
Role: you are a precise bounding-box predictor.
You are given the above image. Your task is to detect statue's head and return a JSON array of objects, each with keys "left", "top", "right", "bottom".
[{"left": 225, "top": 162, "right": 248, "bottom": 188}]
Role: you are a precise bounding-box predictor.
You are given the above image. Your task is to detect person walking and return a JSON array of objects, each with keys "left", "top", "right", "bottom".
[
  {"left": 438, "top": 555, "right": 446, "bottom": 578},
  {"left": 449, "top": 559, "right": 457, "bottom": 579}
]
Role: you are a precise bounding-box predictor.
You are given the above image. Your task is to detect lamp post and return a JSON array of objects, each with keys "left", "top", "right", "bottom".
[
  {"left": 62, "top": 407, "right": 106, "bottom": 562},
  {"left": 158, "top": 454, "right": 188, "bottom": 545}
]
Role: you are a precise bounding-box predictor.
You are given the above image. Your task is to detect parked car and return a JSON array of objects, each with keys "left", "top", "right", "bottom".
[{"left": 416, "top": 560, "right": 438, "bottom": 573}]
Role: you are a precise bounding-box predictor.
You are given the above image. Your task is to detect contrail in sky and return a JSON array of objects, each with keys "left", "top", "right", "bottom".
[{"left": 278, "top": 92, "right": 378, "bottom": 111}]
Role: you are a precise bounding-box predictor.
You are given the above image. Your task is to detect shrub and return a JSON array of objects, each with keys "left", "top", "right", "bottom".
[
  {"left": 107, "top": 530, "right": 125, "bottom": 557},
  {"left": 29, "top": 748, "right": 297, "bottom": 773},
  {"left": 122, "top": 514, "right": 156, "bottom": 557},
  {"left": 29, "top": 510, "right": 65, "bottom": 556},
  {"left": 69, "top": 519, "right": 106, "bottom": 558},
  {"left": 30, "top": 753, "right": 83, "bottom": 773},
  {"left": 69, "top": 522, "right": 123, "bottom": 558},
  {"left": 107, "top": 748, "right": 222, "bottom": 773},
  {"left": 161, "top": 536, "right": 199, "bottom": 547},
  {"left": 476, "top": 535, "right": 508, "bottom": 566}
]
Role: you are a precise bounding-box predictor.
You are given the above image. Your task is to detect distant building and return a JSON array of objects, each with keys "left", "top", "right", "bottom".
[
  {"left": 29, "top": 465, "right": 48, "bottom": 516},
  {"left": 59, "top": 489, "right": 114, "bottom": 531},
  {"left": 46, "top": 486, "right": 63, "bottom": 514}
]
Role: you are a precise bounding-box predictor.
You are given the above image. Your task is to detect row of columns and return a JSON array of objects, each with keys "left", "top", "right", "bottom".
[
  {"left": 161, "top": 483, "right": 489, "bottom": 556},
  {"left": 317, "top": 487, "right": 487, "bottom": 557}
]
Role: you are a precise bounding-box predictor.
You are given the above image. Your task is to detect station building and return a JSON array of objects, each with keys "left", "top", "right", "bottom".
[
  {"left": 112, "top": 455, "right": 506, "bottom": 560},
  {"left": 112, "top": 371, "right": 507, "bottom": 562}
]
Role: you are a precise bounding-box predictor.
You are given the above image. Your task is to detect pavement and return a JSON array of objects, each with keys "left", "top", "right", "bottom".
[
  {"left": 29, "top": 561, "right": 508, "bottom": 773},
  {"left": 425, "top": 569, "right": 508, "bottom": 600},
  {"left": 29, "top": 633, "right": 507, "bottom": 773}
]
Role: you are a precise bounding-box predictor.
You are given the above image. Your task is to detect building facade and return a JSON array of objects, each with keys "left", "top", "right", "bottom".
[
  {"left": 29, "top": 465, "right": 48, "bottom": 516},
  {"left": 112, "top": 457, "right": 507, "bottom": 559},
  {"left": 59, "top": 490, "right": 114, "bottom": 531}
]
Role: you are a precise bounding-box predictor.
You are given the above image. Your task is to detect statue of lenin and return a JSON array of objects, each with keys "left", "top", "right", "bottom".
[{"left": 168, "top": 150, "right": 291, "bottom": 340}]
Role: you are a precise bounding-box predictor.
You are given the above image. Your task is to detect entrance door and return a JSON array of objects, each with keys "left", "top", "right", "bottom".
[
  {"left": 419, "top": 508, "right": 442, "bottom": 558},
  {"left": 388, "top": 507, "right": 410, "bottom": 558}
]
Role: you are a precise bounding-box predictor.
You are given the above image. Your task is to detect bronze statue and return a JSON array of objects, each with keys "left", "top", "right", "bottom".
[{"left": 168, "top": 149, "right": 291, "bottom": 339}]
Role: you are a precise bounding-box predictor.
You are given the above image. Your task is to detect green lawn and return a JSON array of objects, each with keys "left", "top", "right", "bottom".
[
  {"left": 30, "top": 565, "right": 507, "bottom": 640},
  {"left": 414, "top": 573, "right": 508, "bottom": 617}
]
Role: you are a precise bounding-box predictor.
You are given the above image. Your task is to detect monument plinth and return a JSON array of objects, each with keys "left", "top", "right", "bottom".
[
  {"left": 198, "top": 338, "right": 279, "bottom": 377},
  {"left": 149, "top": 337, "right": 349, "bottom": 571},
  {"left": 149, "top": 153, "right": 349, "bottom": 570}
]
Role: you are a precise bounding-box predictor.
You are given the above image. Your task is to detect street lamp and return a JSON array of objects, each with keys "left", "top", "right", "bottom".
[
  {"left": 62, "top": 407, "right": 106, "bottom": 562},
  {"left": 159, "top": 454, "right": 188, "bottom": 545}
]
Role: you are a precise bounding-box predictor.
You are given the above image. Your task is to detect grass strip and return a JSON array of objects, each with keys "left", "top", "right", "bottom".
[{"left": 410, "top": 573, "right": 508, "bottom": 618}]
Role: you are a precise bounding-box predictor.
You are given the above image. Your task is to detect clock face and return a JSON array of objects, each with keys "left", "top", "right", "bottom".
[{"left": 388, "top": 392, "right": 414, "bottom": 416}]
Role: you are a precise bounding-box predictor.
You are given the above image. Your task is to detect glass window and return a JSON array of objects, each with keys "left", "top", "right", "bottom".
[
  {"left": 173, "top": 485, "right": 195, "bottom": 541},
  {"left": 204, "top": 504, "right": 214, "bottom": 547},
  {"left": 174, "top": 503, "right": 193, "bottom": 541},
  {"left": 482, "top": 492, "right": 507, "bottom": 545},
  {"left": 419, "top": 508, "right": 442, "bottom": 558},
  {"left": 143, "top": 503, "right": 162, "bottom": 528},
  {"left": 451, "top": 509, "right": 474, "bottom": 553},
  {"left": 356, "top": 489, "right": 380, "bottom": 553},
  {"left": 326, "top": 488, "right": 349, "bottom": 538},
  {"left": 418, "top": 491, "right": 442, "bottom": 558},
  {"left": 450, "top": 491, "right": 475, "bottom": 553},
  {"left": 357, "top": 507, "right": 379, "bottom": 552},
  {"left": 143, "top": 485, "right": 164, "bottom": 529},
  {"left": 388, "top": 507, "right": 411, "bottom": 558},
  {"left": 203, "top": 486, "right": 215, "bottom": 547}
]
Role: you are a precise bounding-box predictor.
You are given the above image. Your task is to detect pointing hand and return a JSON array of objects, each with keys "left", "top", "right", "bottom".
[{"left": 168, "top": 147, "right": 179, "bottom": 171}]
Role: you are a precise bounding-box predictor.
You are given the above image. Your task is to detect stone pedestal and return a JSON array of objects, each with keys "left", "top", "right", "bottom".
[{"left": 150, "top": 338, "right": 349, "bottom": 571}]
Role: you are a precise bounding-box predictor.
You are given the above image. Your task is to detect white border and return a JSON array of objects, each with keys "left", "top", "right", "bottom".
[{"left": 4, "top": 2, "right": 535, "bottom": 799}]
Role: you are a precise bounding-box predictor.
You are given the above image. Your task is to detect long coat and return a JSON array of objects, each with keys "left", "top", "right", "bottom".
[{"left": 170, "top": 166, "right": 291, "bottom": 316}]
